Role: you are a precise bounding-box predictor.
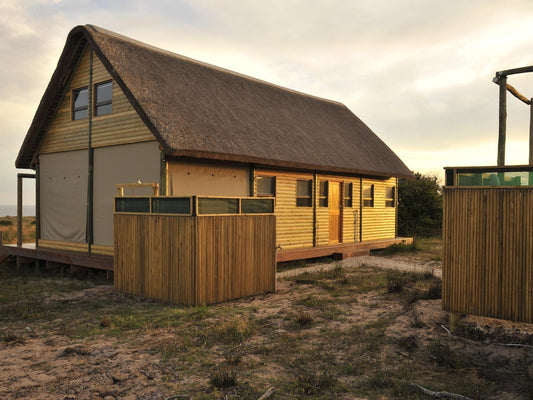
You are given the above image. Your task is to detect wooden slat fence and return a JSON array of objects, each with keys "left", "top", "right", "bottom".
[
  {"left": 114, "top": 214, "right": 276, "bottom": 305},
  {"left": 443, "top": 187, "right": 533, "bottom": 323}
]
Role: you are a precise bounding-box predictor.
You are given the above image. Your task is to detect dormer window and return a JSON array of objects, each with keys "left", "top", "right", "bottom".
[
  {"left": 95, "top": 81, "right": 112, "bottom": 116},
  {"left": 72, "top": 87, "right": 88, "bottom": 120}
]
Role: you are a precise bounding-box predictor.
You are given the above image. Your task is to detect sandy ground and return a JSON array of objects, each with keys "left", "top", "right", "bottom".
[
  {"left": 1, "top": 254, "right": 532, "bottom": 399},
  {"left": 278, "top": 255, "right": 442, "bottom": 279}
]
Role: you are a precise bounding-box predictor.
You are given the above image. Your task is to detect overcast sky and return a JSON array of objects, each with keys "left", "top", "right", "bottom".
[{"left": 2, "top": 0, "right": 533, "bottom": 205}]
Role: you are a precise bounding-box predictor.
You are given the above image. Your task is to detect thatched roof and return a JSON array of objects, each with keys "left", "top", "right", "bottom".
[{"left": 17, "top": 25, "right": 412, "bottom": 178}]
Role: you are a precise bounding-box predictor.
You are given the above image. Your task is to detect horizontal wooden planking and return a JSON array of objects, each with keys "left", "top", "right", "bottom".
[
  {"left": 361, "top": 177, "right": 396, "bottom": 240},
  {"left": 91, "top": 244, "right": 114, "bottom": 256},
  {"left": 114, "top": 214, "right": 276, "bottom": 305},
  {"left": 39, "top": 47, "right": 155, "bottom": 155},
  {"left": 254, "top": 170, "right": 393, "bottom": 248},
  {"left": 443, "top": 187, "right": 533, "bottom": 323},
  {"left": 38, "top": 239, "right": 89, "bottom": 253}
]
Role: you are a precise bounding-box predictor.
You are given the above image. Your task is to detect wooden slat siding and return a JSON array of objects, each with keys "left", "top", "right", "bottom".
[
  {"left": 361, "top": 177, "right": 397, "bottom": 240},
  {"left": 113, "top": 214, "right": 275, "bottom": 305},
  {"left": 256, "top": 170, "right": 370, "bottom": 249},
  {"left": 443, "top": 187, "right": 533, "bottom": 323},
  {"left": 39, "top": 47, "right": 155, "bottom": 155},
  {"left": 254, "top": 169, "right": 314, "bottom": 249},
  {"left": 38, "top": 239, "right": 89, "bottom": 253}
]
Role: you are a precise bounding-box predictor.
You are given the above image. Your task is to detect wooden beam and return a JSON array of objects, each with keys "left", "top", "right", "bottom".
[
  {"left": 496, "top": 65, "right": 533, "bottom": 77},
  {"left": 17, "top": 174, "right": 22, "bottom": 247},
  {"left": 506, "top": 83, "right": 531, "bottom": 105},
  {"left": 498, "top": 77, "right": 507, "bottom": 166}
]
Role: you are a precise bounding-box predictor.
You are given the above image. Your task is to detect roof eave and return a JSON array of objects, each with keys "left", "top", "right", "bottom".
[{"left": 167, "top": 149, "right": 413, "bottom": 179}]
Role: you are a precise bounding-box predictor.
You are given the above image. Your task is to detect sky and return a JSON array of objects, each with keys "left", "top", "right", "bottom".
[{"left": 2, "top": 0, "right": 533, "bottom": 205}]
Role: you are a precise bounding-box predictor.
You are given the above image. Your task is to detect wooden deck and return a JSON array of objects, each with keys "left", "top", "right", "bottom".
[
  {"left": 0, "top": 243, "right": 113, "bottom": 271},
  {"left": 276, "top": 237, "right": 413, "bottom": 262},
  {"left": 1, "top": 236, "right": 412, "bottom": 272}
]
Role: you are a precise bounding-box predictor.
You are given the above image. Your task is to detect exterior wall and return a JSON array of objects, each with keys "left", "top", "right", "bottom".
[
  {"left": 255, "top": 169, "right": 397, "bottom": 250},
  {"left": 40, "top": 150, "right": 88, "bottom": 243},
  {"left": 443, "top": 187, "right": 533, "bottom": 323},
  {"left": 315, "top": 174, "right": 361, "bottom": 246},
  {"left": 254, "top": 170, "right": 314, "bottom": 250},
  {"left": 168, "top": 158, "right": 249, "bottom": 197},
  {"left": 37, "top": 45, "right": 159, "bottom": 251},
  {"left": 39, "top": 46, "right": 155, "bottom": 154},
  {"left": 93, "top": 141, "right": 161, "bottom": 247},
  {"left": 361, "top": 177, "right": 397, "bottom": 240}
]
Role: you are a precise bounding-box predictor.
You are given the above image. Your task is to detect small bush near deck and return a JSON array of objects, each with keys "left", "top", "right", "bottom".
[
  {"left": 296, "top": 311, "right": 313, "bottom": 326},
  {"left": 0, "top": 220, "right": 13, "bottom": 226},
  {"left": 210, "top": 368, "right": 237, "bottom": 388},
  {"left": 295, "top": 370, "right": 336, "bottom": 394}
]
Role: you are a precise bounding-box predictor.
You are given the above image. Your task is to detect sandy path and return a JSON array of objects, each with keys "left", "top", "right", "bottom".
[{"left": 277, "top": 255, "right": 442, "bottom": 279}]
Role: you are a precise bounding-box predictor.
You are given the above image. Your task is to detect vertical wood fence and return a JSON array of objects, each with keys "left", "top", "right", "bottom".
[
  {"left": 114, "top": 214, "right": 276, "bottom": 305},
  {"left": 443, "top": 187, "right": 533, "bottom": 323}
]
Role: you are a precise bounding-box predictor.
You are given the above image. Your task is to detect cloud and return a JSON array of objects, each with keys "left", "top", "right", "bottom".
[{"left": 2, "top": 0, "right": 533, "bottom": 204}]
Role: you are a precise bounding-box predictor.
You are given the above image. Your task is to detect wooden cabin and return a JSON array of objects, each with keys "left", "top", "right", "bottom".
[{"left": 11, "top": 25, "right": 412, "bottom": 266}]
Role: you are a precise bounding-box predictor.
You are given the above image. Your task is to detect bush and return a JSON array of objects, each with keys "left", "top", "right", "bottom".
[
  {"left": 210, "top": 368, "right": 237, "bottom": 388},
  {"left": 0, "top": 220, "right": 13, "bottom": 226},
  {"left": 398, "top": 173, "right": 443, "bottom": 237}
]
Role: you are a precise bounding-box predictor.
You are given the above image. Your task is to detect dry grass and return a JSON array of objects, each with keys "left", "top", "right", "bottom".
[
  {"left": 0, "top": 237, "right": 531, "bottom": 399},
  {"left": 0, "top": 216, "right": 35, "bottom": 244}
]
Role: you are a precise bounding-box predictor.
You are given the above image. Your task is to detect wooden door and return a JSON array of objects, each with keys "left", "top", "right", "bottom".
[{"left": 329, "top": 182, "right": 341, "bottom": 243}]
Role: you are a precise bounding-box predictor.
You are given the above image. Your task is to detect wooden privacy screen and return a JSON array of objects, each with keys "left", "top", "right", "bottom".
[
  {"left": 114, "top": 214, "right": 276, "bottom": 305},
  {"left": 443, "top": 187, "right": 533, "bottom": 323}
]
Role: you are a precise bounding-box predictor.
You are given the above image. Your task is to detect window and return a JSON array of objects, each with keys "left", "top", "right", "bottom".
[
  {"left": 72, "top": 87, "right": 88, "bottom": 120},
  {"left": 94, "top": 81, "right": 112, "bottom": 116},
  {"left": 363, "top": 184, "right": 374, "bottom": 207},
  {"left": 385, "top": 186, "right": 395, "bottom": 207},
  {"left": 344, "top": 182, "right": 353, "bottom": 208},
  {"left": 318, "top": 181, "right": 328, "bottom": 207},
  {"left": 256, "top": 176, "right": 275, "bottom": 196},
  {"left": 296, "top": 179, "right": 312, "bottom": 207}
]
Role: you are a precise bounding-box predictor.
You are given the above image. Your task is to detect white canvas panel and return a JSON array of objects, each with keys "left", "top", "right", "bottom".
[
  {"left": 168, "top": 159, "right": 249, "bottom": 197},
  {"left": 40, "top": 150, "right": 88, "bottom": 243},
  {"left": 93, "top": 141, "right": 160, "bottom": 246}
]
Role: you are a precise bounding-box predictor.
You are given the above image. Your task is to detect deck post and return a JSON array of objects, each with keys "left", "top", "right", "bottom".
[
  {"left": 530, "top": 99, "right": 533, "bottom": 183},
  {"left": 497, "top": 76, "right": 507, "bottom": 166},
  {"left": 17, "top": 174, "right": 23, "bottom": 247}
]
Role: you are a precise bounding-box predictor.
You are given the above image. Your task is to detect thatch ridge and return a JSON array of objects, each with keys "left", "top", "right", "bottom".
[{"left": 16, "top": 25, "right": 412, "bottom": 179}]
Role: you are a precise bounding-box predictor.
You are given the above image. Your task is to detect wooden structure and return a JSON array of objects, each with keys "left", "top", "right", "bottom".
[
  {"left": 443, "top": 67, "right": 533, "bottom": 323},
  {"left": 10, "top": 25, "right": 412, "bottom": 269},
  {"left": 443, "top": 167, "right": 533, "bottom": 323},
  {"left": 113, "top": 196, "right": 276, "bottom": 305}
]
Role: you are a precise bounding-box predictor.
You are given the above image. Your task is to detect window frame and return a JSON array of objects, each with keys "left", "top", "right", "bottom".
[
  {"left": 363, "top": 184, "right": 374, "bottom": 207},
  {"left": 296, "top": 179, "right": 313, "bottom": 207},
  {"left": 94, "top": 80, "right": 113, "bottom": 116},
  {"left": 318, "top": 181, "right": 328, "bottom": 207},
  {"left": 256, "top": 176, "right": 276, "bottom": 197},
  {"left": 385, "top": 186, "right": 396, "bottom": 207},
  {"left": 343, "top": 182, "right": 353, "bottom": 208},
  {"left": 72, "top": 86, "right": 89, "bottom": 120}
]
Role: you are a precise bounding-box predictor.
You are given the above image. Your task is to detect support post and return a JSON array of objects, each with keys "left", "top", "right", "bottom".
[
  {"left": 530, "top": 99, "right": 533, "bottom": 185},
  {"left": 35, "top": 161, "right": 40, "bottom": 245},
  {"left": 530, "top": 98, "right": 533, "bottom": 165},
  {"left": 497, "top": 77, "right": 507, "bottom": 166},
  {"left": 86, "top": 49, "right": 94, "bottom": 253},
  {"left": 159, "top": 151, "right": 167, "bottom": 196},
  {"left": 17, "top": 174, "right": 22, "bottom": 247}
]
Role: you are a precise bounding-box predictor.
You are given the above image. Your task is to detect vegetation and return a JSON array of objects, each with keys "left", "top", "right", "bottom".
[
  {"left": 0, "top": 216, "right": 35, "bottom": 244},
  {"left": 398, "top": 173, "right": 443, "bottom": 237},
  {"left": 2, "top": 244, "right": 532, "bottom": 399}
]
